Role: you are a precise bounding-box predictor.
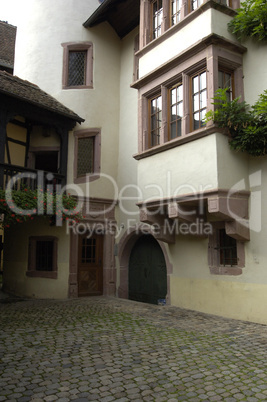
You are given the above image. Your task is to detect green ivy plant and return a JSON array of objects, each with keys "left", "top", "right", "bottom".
[
  {"left": 205, "top": 88, "right": 267, "bottom": 156},
  {"left": 228, "top": 0, "right": 267, "bottom": 42},
  {"left": 0, "top": 188, "right": 83, "bottom": 228}
]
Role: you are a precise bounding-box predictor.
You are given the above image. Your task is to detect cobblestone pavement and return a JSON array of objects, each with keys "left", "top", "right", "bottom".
[{"left": 1, "top": 296, "right": 267, "bottom": 402}]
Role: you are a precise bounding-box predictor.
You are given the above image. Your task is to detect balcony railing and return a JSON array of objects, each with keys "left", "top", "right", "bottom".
[{"left": 0, "top": 163, "right": 65, "bottom": 191}]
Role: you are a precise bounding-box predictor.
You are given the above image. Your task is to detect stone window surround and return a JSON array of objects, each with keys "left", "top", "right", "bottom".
[
  {"left": 26, "top": 236, "right": 58, "bottom": 279},
  {"left": 73, "top": 128, "right": 101, "bottom": 184},
  {"left": 139, "top": 0, "right": 240, "bottom": 49},
  {"left": 61, "top": 42, "right": 93, "bottom": 89},
  {"left": 132, "top": 35, "right": 246, "bottom": 158},
  {"left": 208, "top": 221, "right": 245, "bottom": 275}
]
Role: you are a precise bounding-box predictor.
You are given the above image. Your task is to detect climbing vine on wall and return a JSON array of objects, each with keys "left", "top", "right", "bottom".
[
  {"left": 228, "top": 0, "right": 267, "bottom": 42},
  {"left": 205, "top": 88, "right": 267, "bottom": 156}
]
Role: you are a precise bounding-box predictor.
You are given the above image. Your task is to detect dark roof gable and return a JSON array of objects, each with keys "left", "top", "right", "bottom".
[
  {"left": 0, "top": 71, "right": 84, "bottom": 123},
  {"left": 84, "top": 0, "right": 139, "bottom": 39}
]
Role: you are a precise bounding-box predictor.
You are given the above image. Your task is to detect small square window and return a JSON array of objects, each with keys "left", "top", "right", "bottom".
[
  {"left": 74, "top": 129, "right": 101, "bottom": 183},
  {"left": 27, "top": 236, "right": 58, "bottom": 279},
  {"left": 208, "top": 224, "right": 244, "bottom": 275},
  {"left": 218, "top": 229, "right": 238, "bottom": 266},
  {"left": 77, "top": 137, "right": 95, "bottom": 177},
  {"left": 36, "top": 241, "right": 54, "bottom": 271},
  {"left": 68, "top": 50, "right": 87, "bottom": 87},
  {"left": 62, "top": 42, "right": 93, "bottom": 89}
]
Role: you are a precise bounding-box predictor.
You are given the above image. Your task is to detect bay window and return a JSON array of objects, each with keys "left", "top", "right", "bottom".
[{"left": 134, "top": 39, "right": 245, "bottom": 155}]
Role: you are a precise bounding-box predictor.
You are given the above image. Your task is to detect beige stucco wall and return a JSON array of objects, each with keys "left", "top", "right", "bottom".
[
  {"left": 14, "top": 0, "right": 121, "bottom": 201},
  {"left": 242, "top": 39, "right": 267, "bottom": 105},
  {"left": 170, "top": 277, "right": 267, "bottom": 325},
  {"left": 137, "top": 134, "right": 219, "bottom": 202},
  {"left": 3, "top": 218, "right": 70, "bottom": 299},
  {"left": 116, "top": 28, "right": 139, "bottom": 228}
]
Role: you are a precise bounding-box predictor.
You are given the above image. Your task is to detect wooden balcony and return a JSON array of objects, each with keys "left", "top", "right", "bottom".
[{"left": 0, "top": 163, "right": 65, "bottom": 191}]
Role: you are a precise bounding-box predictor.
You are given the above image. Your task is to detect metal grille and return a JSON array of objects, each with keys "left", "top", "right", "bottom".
[
  {"left": 82, "top": 238, "right": 96, "bottom": 263},
  {"left": 218, "top": 229, "right": 238, "bottom": 266},
  {"left": 68, "top": 51, "right": 86, "bottom": 86},
  {"left": 77, "top": 137, "right": 94, "bottom": 177},
  {"left": 36, "top": 241, "right": 53, "bottom": 271}
]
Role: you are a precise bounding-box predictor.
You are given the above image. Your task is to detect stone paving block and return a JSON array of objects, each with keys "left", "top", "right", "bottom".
[{"left": 1, "top": 296, "right": 267, "bottom": 402}]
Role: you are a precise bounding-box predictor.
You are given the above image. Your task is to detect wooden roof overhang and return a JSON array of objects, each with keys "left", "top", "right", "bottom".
[{"left": 83, "top": 0, "right": 140, "bottom": 39}]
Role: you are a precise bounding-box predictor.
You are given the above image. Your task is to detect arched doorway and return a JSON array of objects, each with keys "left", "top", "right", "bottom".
[{"left": 129, "top": 234, "right": 167, "bottom": 305}]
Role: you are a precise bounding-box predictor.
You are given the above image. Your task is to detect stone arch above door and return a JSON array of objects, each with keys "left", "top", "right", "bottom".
[{"left": 117, "top": 225, "right": 173, "bottom": 304}]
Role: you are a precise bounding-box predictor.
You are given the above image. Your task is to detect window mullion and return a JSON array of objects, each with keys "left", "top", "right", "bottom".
[
  {"left": 161, "top": 86, "right": 168, "bottom": 143},
  {"left": 182, "top": 73, "right": 190, "bottom": 135},
  {"left": 162, "top": 0, "right": 170, "bottom": 32}
]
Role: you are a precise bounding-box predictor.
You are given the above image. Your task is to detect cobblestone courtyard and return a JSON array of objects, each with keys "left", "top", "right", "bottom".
[{"left": 1, "top": 296, "right": 267, "bottom": 401}]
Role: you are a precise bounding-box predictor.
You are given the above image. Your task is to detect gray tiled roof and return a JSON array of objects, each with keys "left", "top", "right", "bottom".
[
  {"left": 0, "top": 71, "right": 84, "bottom": 123},
  {"left": 0, "top": 21, "right": 16, "bottom": 69}
]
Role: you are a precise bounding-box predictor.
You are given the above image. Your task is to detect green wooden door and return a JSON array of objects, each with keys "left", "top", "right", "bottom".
[{"left": 129, "top": 235, "right": 167, "bottom": 305}]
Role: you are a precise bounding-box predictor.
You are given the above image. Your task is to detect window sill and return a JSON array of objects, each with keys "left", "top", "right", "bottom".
[
  {"left": 63, "top": 85, "right": 93, "bottom": 90},
  {"left": 209, "top": 266, "right": 242, "bottom": 275},
  {"left": 26, "top": 271, "right": 58, "bottom": 279},
  {"left": 74, "top": 173, "right": 100, "bottom": 184},
  {"left": 133, "top": 125, "right": 225, "bottom": 160}
]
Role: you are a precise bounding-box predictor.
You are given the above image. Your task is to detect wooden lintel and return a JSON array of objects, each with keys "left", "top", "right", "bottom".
[{"left": 225, "top": 220, "right": 250, "bottom": 241}]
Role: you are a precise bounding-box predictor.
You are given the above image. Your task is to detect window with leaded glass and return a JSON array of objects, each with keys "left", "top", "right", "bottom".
[
  {"left": 74, "top": 129, "right": 101, "bottom": 183},
  {"left": 62, "top": 42, "right": 93, "bottom": 89},
  {"left": 68, "top": 50, "right": 87, "bottom": 86},
  {"left": 171, "top": 0, "right": 182, "bottom": 25},
  {"left": 192, "top": 70, "right": 207, "bottom": 130},
  {"left": 218, "top": 69, "right": 234, "bottom": 101},
  {"left": 151, "top": 0, "right": 163, "bottom": 40},
  {"left": 149, "top": 95, "right": 162, "bottom": 147},
  {"left": 169, "top": 83, "right": 183, "bottom": 139},
  {"left": 77, "top": 137, "right": 94, "bottom": 177}
]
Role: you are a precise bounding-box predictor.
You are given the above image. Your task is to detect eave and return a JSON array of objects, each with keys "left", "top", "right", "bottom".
[{"left": 83, "top": 0, "right": 140, "bottom": 39}]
